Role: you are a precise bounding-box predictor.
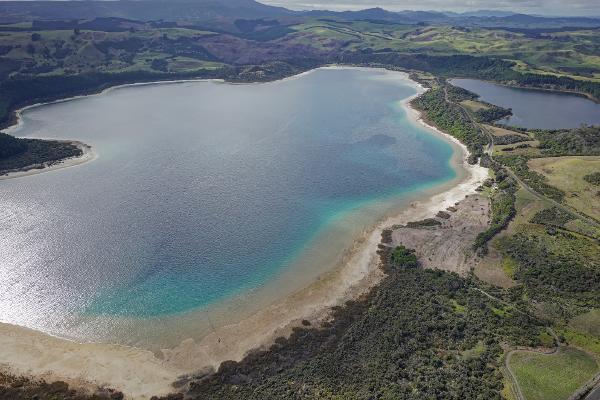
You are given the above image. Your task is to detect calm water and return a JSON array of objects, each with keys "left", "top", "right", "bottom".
[
  {"left": 0, "top": 68, "right": 457, "bottom": 343},
  {"left": 451, "top": 78, "right": 600, "bottom": 129}
]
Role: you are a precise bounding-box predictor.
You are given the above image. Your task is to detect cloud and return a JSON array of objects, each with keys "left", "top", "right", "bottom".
[{"left": 261, "top": 0, "right": 600, "bottom": 16}]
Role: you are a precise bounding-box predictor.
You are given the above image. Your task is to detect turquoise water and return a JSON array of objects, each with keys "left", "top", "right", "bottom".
[{"left": 0, "top": 68, "right": 456, "bottom": 341}]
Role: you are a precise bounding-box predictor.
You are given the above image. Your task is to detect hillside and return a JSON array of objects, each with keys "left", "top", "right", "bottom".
[{"left": 0, "top": 2, "right": 599, "bottom": 399}]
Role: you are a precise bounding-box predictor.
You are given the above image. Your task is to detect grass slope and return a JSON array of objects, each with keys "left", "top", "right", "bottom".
[
  {"left": 509, "top": 347, "right": 598, "bottom": 400},
  {"left": 528, "top": 156, "right": 600, "bottom": 220}
]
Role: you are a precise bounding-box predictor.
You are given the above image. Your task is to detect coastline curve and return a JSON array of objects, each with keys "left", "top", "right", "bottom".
[{"left": 0, "top": 67, "right": 488, "bottom": 399}]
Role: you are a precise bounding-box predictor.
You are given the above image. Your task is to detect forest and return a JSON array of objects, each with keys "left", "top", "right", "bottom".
[
  {"left": 0, "top": 11, "right": 598, "bottom": 176},
  {"left": 535, "top": 125, "right": 600, "bottom": 156},
  {"left": 0, "top": 6, "right": 599, "bottom": 400},
  {"left": 176, "top": 265, "right": 545, "bottom": 400},
  {"left": 411, "top": 85, "right": 486, "bottom": 163},
  {"left": 0, "top": 134, "right": 82, "bottom": 174}
]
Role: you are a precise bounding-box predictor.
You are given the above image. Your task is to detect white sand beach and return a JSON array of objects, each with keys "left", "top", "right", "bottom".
[
  {"left": 0, "top": 68, "right": 488, "bottom": 399},
  {"left": 0, "top": 140, "right": 95, "bottom": 181}
]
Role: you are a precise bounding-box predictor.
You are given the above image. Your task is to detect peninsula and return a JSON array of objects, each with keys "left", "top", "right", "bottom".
[{"left": 0, "top": 2, "right": 599, "bottom": 400}]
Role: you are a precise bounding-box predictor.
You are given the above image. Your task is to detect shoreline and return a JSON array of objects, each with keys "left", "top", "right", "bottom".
[
  {"left": 0, "top": 65, "right": 411, "bottom": 182},
  {"left": 0, "top": 68, "right": 488, "bottom": 399},
  {"left": 448, "top": 76, "right": 600, "bottom": 104},
  {"left": 0, "top": 68, "right": 322, "bottom": 181},
  {"left": 0, "top": 140, "right": 96, "bottom": 181},
  {"left": 3, "top": 79, "right": 227, "bottom": 137}
]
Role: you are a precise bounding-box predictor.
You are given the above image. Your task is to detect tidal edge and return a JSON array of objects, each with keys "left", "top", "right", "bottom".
[{"left": 0, "top": 67, "right": 488, "bottom": 399}]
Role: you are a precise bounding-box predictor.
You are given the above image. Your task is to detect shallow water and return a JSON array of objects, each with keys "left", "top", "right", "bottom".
[
  {"left": 451, "top": 78, "right": 600, "bottom": 129},
  {"left": 0, "top": 68, "right": 457, "bottom": 344}
]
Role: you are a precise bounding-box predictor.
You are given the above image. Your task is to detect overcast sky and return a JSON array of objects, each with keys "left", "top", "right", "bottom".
[{"left": 261, "top": 0, "right": 600, "bottom": 16}]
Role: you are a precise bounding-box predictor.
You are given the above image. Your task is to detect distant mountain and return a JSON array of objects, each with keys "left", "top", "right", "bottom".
[
  {"left": 398, "top": 10, "right": 449, "bottom": 22},
  {"left": 1, "top": 0, "right": 599, "bottom": 30},
  {"left": 304, "top": 8, "right": 449, "bottom": 24},
  {"left": 0, "top": 0, "right": 294, "bottom": 24},
  {"left": 304, "top": 7, "right": 600, "bottom": 28},
  {"left": 469, "top": 13, "right": 600, "bottom": 28},
  {"left": 325, "top": 8, "right": 600, "bottom": 25},
  {"left": 456, "top": 10, "right": 517, "bottom": 18},
  {"left": 303, "top": 7, "right": 406, "bottom": 22}
]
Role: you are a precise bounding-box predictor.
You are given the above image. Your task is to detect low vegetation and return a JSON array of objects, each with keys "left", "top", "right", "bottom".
[
  {"left": 560, "top": 328, "right": 600, "bottom": 356},
  {"left": 508, "top": 347, "right": 598, "bottom": 400},
  {"left": 566, "top": 309, "right": 600, "bottom": 355},
  {"left": 390, "top": 245, "right": 419, "bottom": 267},
  {"left": 474, "top": 167, "right": 517, "bottom": 251},
  {"left": 584, "top": 172, "right": 600, "bottom": 186},
  {"left": 496, "top": 155, "right": 565, "bottom": 202},
  {"left": 0, "top": 9, "right": 599, "bottom": 400},
  {"left": 528, "top": 156, "right": 600, "bottom": 220},
  {"left": 499, "top": 227, "right": 600, "bottom": 314},
  {"left": 570, "top": 309, "right": 600, "bottom": 342},
  {"left": 0, "top": 372, "right": 124, "bottom": 400},
  {"left": 530, "top": 206, "right": 574, "bottom": 227}
]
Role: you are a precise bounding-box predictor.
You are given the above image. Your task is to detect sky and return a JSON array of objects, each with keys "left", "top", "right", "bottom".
[{"left": 260, "top": 0, "right": 600, "bottom": 16}]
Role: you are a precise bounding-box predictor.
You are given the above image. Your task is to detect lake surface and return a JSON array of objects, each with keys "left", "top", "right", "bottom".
[
  {"left": 0, "top": 68, "right": 457, "bottom": 345},
  {"left": 451, "top": 78, "right": 600, "bottom": 129}
]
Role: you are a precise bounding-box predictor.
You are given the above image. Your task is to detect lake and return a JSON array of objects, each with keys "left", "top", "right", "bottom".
[
  {"left": 0, "top": 68, "right": 458, "bottom": 346},
  {"left": 450, "top": 78, "right": 600, "bottom": 129}
]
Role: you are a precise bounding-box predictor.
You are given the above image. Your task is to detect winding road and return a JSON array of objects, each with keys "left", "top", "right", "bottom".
[
  {"left": 444, "top": 83, "right": 600, "bottom": 400},
  {"left": 445, "top": 85, "right": 600, "bottom": 229}
]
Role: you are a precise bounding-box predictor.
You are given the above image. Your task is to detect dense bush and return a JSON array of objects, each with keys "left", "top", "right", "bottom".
[
  {"left": 180, "top": 268, "right": 544, "bottom": 400},
  {"left": 343, "top": 52, "right": 600, "bottom": 100},
  {"left": 535, "top": 125, "right": 600, "bottom": 156},
  {"left": 473, "top": 105, "right": 512, "bottom": 124},
  {"left": 411, "top": 86, "right": 487, "bottom": 161},
  {"left": 584, "top": 172, "right": 600, "bottom": 185},
  {"left": 496, "top": 155, "right": 565, "bottom": 202},
  {"left": 515, "top": 73, "right": 600, "bottom": 102},
  {"left": 446, "top": 84, "right": 477, "bottom": 102},
  {"left": 391, "top": 245, "right": 418, "bottom": 268},
  {"left": 341, "top": 53, "right": 517, "bottom": 81},
  {"left": 530, "top": 207, "right": 574, "bottom": 227},
  {"left": 474, "top": 168, "right": 517, "bottom": 250},
  {"left": 0, "top": 138, "right": 82, "bottom": 173},
  {"left": 0, "top": 372, "right": 123, "bottom": 400},
  {"left": 0, "top": 132, "right": 27, "bottom": 159},
  {"left": 501, "top": 230, "right": 600, "bottom": 306},
  {"left": 446, "top": 82, "right": 512, "bottom": 123},
  {"left": 150, "top": 58, "right": 168, "bottom": 72},
  {"left": 493, "top": 134, "right": 530, "bottom": 145}
]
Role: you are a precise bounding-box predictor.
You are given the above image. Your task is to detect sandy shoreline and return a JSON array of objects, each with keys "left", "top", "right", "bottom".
[
  {"left": 0, "top": 68, "right": 488, "bottom": 399},
  {"left": 0, "top": 141, "right": 96, "bottom": 181}
]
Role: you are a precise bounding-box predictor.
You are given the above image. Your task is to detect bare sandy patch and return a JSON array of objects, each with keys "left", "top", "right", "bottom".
[{"left": 0, "top": 68, "right": 488, "bottom": 399}]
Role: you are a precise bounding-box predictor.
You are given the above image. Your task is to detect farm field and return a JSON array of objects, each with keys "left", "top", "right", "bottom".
[
  {"left": 528, "top": 156, "right": 600, "bottom": 220},
  {"left": 0, "top": 4, "right": 599, "bottom": 399},
  {"left": 509, "top": 347, "right": 599, "bottom": 400}
]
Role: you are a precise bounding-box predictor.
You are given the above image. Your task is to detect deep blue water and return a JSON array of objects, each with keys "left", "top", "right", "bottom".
[
  {"left": 0, "top": 68, "right": 456, "bottom": 339},
  {"left": 450, "top": 78, "right": 600, "bottom": 129}
]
